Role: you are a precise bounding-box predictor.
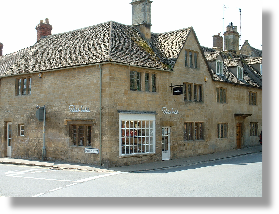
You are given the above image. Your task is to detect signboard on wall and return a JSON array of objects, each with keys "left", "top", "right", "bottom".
[
  {"left": 85, "top": 148, "right": 99, "bottom": 154},
  {"left": 173, "top": 87, "right": 183, "bottom": 95}
]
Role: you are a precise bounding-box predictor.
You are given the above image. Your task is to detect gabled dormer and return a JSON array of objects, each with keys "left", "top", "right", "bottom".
[{"left": 225, "top": 59, "right": 243, "bottom": 81}]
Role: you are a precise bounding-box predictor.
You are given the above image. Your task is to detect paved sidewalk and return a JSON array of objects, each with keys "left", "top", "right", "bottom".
[
  {"left": 111, "top": 145, "right": 262, "bottom": 172},
  {"left": 0, "top": 145, "right": 262, "bottom": 173}
]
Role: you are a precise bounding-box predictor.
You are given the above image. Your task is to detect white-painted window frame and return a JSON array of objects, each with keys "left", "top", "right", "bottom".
[
  {"left": 216, "top": 60, "right": 223, "bottom": 75},
  {"left": 19, "top": 125, "right": 25, "bottom": 136},
  {"left": 237, "top": 66, "right": 243, "bottom": 80},
  {"left": 119, "top": 113, "right": 156, "bottom": 156}
]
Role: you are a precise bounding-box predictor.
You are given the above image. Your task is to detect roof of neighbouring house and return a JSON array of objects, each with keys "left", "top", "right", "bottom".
[
  {"left": 0, "top": 21, "right": 192, "bottom": 77},
  {"left": 240, "top": 40, "right": 262, "bottom": 57},
  {"left": 202, "top": 47, "right": 262, "bottom": 88}
]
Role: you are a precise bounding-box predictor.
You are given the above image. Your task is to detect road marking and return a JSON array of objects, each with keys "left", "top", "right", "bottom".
[
  {"left": 49, "top": 187, "right": 63, "bottom": 192},
  {"left": 73, "top": 171, "right": 124, "bottom": 183},
  {"left": 32, "top": 193, "right": 45, "bottom": 197},
  {"left": 5, "top": 169, "right": 72, "bottom": 182},
  {"left": 32, "top": 171, "right": 125, "bottom": 197}
]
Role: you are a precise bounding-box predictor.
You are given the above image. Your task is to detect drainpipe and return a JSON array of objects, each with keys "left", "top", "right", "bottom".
[
  {"left": 42, "top": 105, "right": 46, "bottom": 160},
  {"left": 99, "top": 64, "right": 102, "bottom": 166}
]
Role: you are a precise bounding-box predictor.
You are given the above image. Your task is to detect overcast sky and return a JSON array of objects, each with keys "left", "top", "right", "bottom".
[{"left": 0, "top": 0, "right": 263, "bottom": 55}]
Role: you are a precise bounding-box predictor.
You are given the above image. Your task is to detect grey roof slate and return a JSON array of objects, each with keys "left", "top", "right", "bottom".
[{"left": 0, "top": 21, "right": 191, "bottom": 77}]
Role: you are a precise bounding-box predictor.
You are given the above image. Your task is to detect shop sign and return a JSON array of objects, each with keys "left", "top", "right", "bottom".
[
  {"left": 162, "top": 107, "right": 179, "bottom": 115},
  {"left": 173, "top": 87, "right": 183, "bottom": 95},
  {"left": 69, "top": 105, "right": 90, "bottom": 113},
  {"left": 85, "top": 148, "right": 99, "bottom": 154}
]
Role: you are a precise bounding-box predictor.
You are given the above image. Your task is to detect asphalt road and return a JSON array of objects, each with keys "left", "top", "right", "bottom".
[{"left": 0, "top": 152, "right": 262, "bottom": 197}]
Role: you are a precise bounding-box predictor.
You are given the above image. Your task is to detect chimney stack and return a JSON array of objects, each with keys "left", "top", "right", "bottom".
[
  {"left": 36, "top": 18, "right": 52, "bottom": 41},
  {"left": 131, "top": 0, "right": 152, "bottom": 40},
  {"left": 224, "top": 22, "right": 240, "bottom": 54},
  {"left": 0, "top": 43, "right": 3, "bottom": 56},
  {"left": 213, "top": 33, "right": 223, "bottom": 51}
]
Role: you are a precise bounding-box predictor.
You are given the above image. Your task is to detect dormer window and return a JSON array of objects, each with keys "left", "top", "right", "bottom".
[
  {"left": 216, "top": 60, "right": 223, "bottom": 75},
  {"left": 237, "top": 66, "right": 243, "bottom": 80}
]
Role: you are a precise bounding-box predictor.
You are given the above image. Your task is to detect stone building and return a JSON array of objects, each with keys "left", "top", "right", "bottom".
[{"left": 0, "top": 0, "right": 262, "bottom": 167}]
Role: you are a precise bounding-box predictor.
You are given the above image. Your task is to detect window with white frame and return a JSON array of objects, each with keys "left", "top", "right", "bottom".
[
  {"left": 119, "top": 113, "right": 155, "bottom": 156},
  {"left": 216, "top": 60, "right": 223, "bottom": 75},
  {"left": 18, "top": 124, "right": 25, "bottom": 136},
  {"left": 237, "top": 66, "right": 243, "bottom": 80}
]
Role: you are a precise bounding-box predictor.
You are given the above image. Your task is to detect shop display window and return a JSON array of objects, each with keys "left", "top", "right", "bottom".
[{"left": 119, "top": 114, "right": 155, "bottom": 156}]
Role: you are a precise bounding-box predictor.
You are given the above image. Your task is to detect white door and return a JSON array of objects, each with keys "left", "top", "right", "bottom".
[
  {"left": 7, "top": 122, "right": 12, "bottom": 157},
  {"left": 162, "top": 127, "right": 170, "bottom": 160}
]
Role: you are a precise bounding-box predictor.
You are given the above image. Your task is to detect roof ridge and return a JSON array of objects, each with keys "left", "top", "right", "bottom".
[{"left": 151, "top": 27, "right": 192, "bottom": 36}]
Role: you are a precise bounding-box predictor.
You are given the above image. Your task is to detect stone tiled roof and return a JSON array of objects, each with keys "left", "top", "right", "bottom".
[
  {"left": 245, "top": 57, "right": 262, "bottom": 65},
  {"left": 240, "top": 40, "right": 262, "bottom": 57},
  {"left": 202, "top": 47, "right": 262, "bottom": 88},
  {"left": 0, "top": 21, "right": 191, "bottom": 77}
]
